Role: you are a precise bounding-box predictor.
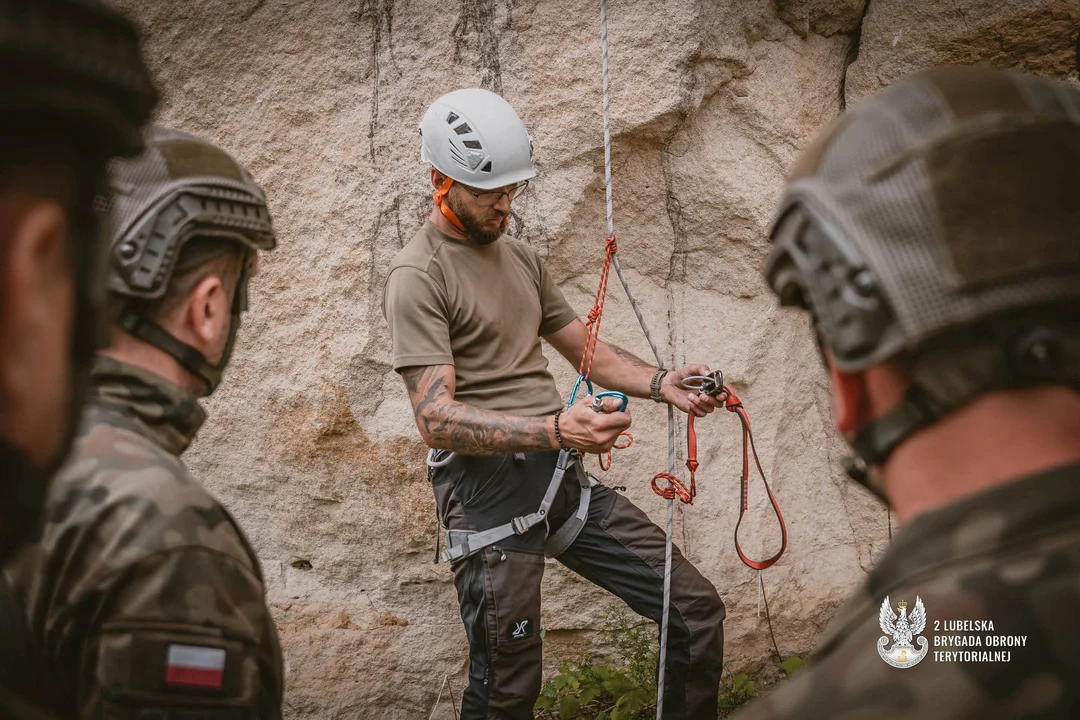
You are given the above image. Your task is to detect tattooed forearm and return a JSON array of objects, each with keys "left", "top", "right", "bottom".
[
  {"left": 608, "top": 343, "right": 654, "bottom": 369},
  {"left": 580, "top": 341, "right": 658, "bottom": 399},
  {"left": 400, "top": 365, "right": 556, "bottom": 455}
]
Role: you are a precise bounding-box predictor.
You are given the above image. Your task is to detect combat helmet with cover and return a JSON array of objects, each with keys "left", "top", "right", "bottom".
[
  {"left": 103, "top": 125, "right": 277, "bottom": 393},
  {"left": 764, "top": 65, "right": 1080, "bottom": 493}
]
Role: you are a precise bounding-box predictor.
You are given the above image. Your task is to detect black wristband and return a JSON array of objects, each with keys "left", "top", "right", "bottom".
[
  {"left": 553, "top": 410, "right": 569, "bottom": 450},
  {"left": 650, "top": 369, "right": 670, "bottom": 403}
]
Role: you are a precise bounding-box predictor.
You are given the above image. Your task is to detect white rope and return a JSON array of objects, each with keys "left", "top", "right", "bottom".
[{"left": 598, "top": 2, "right": 677, "bottom": 716}]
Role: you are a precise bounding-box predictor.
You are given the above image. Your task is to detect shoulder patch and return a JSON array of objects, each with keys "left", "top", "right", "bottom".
[{"left": 96, "top": 623, "right": 258, "bottom": 711}]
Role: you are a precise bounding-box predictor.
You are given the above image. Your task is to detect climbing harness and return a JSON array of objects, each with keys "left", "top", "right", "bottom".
[
  {"left": 436, "top": 373, "right": 629, "bottom": 565},
  {"left": 651, "top": 371, "right": 789, "bottom": 571}
]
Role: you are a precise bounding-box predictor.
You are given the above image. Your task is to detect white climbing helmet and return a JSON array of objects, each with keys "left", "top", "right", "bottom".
[{"left": 419, "top": 88, "right": 536, "bottom": 190}]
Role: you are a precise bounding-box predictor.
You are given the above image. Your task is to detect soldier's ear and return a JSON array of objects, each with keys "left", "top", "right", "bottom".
[
  {"left": 0, "top": 196, "right": 71, "bottom": 464},
  {"left": 184, "top": 273, "right": 229, "bottom": 353},
  {"left": 825, "top": 353, "right": 869, "bottom": 437}
]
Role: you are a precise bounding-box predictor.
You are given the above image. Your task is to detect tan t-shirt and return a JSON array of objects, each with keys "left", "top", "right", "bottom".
[{"left": 383, "top": 220, "right": 578, "bottom": 416}]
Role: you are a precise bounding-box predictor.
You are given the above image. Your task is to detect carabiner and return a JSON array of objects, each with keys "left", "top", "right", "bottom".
[
  {"left": 569, "top": 374, "right": 629, "bottom": 412},
  {"left": 591, "top": 390, "right": 629, "bottom": 413},
  {"left": 680, "top": 369, "right": 726, "bottom": 398}
]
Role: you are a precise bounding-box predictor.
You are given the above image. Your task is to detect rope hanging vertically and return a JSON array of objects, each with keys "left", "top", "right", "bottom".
[{"left": 597, "top": 2, "right": 679, "bottom": 716}]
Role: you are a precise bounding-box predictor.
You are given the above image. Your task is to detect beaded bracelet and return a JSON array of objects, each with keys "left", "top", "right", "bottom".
[{"left": 553, "top": 410, "right": 569, "bottom": 450}]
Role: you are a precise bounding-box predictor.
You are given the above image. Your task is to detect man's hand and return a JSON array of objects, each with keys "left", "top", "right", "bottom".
[
  {"left": 660, "top": 364, "right": 728, "bottom": 418},
  {"left": 557, "top": 395, "right": 632, "bottom": 454}
]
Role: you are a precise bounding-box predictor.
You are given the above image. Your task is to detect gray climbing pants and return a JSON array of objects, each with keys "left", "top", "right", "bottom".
[{"left": 432, "top": 450, "right": 725, "bottom": 719}]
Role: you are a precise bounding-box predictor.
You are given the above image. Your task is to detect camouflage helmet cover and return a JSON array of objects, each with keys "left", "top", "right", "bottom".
[
  {"left": 766, "top": 64, "right": 1080, "bottom": 373},
  {"left": 764, "top": 65, "right": 1080, "bottom": 482},
  {"left": 105, "top": 124, "right": 277, "bottom": 300}
]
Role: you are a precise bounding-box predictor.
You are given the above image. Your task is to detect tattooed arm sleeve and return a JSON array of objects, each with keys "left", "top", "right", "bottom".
[{"left": 400, "top": 365, "right": 559, "bottom": 456}]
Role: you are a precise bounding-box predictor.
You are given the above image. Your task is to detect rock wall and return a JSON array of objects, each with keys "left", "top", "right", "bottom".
[{"left": 111, "top": 0, "right": 1079, "bottom": 716}]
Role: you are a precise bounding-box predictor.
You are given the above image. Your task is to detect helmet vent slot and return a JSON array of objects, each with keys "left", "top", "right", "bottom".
[
  {"left": 463, "top": 140, "right": 482, "bottom": 149},
  {"left": 454, "top": 123, "right": 473, "bottom": 135},
  {"left": 446, "top": 112, "right": 460, "bottom": 124},
  {"left": 480, "top": 161, "right": 492, "bottom": 173}
]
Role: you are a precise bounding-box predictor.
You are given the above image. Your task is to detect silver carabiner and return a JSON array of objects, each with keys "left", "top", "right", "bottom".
[
  {"left": 426, "top": 448, "right": 455, "bottom": 468},
  {"left": 680, "top": 369, "right": 726, "bottom": 397}
]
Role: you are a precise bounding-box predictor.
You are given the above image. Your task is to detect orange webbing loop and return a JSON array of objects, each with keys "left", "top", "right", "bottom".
[
  {"left": 599, "top": 431, "right": 633, "bottom": 471},
  {"left": 433, "top": 177, "right": 467, "bottom": 233},
  {"left": 651, "top": 413, "right": 699, "bottom": 504},
  {"left": 651, "top": 471, "right": 693, "bottom": 504}
]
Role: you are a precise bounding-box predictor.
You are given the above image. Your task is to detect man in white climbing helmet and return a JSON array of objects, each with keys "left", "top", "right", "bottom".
[{"left": 384, "top": 87, "right": 727, "bottom": 719}]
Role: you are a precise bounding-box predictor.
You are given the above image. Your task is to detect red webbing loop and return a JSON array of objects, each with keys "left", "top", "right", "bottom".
[
  {"left": 723, "top": 387, "right": 788, "bottom": 570},
  {"left": 649, "top": 385, "right": 788, "bottom": 570}
]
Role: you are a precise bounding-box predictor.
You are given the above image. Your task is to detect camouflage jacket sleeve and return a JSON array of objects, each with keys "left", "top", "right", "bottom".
[
  {"left": 62, "top": 546, "right": 284, "bottom": 718},
  {"left": 6, "top": 421, "right": 284, "bottom": 719}
]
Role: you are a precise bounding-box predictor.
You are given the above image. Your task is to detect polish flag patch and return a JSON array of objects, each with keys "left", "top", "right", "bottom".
[{"left": 165, "top": 644, "right": 227, "bottom": 689}]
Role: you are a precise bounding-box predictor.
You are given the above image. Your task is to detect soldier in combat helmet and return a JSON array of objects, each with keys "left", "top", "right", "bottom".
[
  {"left": 0, "top": 0, "right": 156, "bottom": 563},
  {"left": 0, "top": 2, "right": 155, "bottom": 712},
  {"left": 733, "top": 65, "right": 1080, "bottom": 718},
  {"left": 1, "top": 125, "right": 284, "bottom": 718}
]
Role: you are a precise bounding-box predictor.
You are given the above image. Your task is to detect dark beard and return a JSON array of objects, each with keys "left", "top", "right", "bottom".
[{"left": 447, "top": 192, "right": 507, "bottom": 246}]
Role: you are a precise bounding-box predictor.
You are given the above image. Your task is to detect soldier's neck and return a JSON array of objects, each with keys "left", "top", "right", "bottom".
[
  {"left": 99, "top": 329, "right": 207, "bottom": 397},
  {"left": 882, "top": 385, "right": 1080, "bottom": 524}
]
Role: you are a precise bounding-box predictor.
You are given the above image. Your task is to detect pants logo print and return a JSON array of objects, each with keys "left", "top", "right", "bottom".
[{"left": 510, "top": 620, "right": 532, "bottom": 640}]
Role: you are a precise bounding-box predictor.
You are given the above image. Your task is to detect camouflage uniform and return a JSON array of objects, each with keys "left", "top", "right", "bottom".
[
  {"left": 2, "top": 355, "right": 284, "bottom": 719},
  {"left": 733, "top": 462, "right": 1080, "bottom": 719},
  {"left": 744, "top": 66, "right": 1080, "bottom": 720}
]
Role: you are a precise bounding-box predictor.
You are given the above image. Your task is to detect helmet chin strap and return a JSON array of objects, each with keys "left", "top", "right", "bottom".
[
  {"left": 433, "top": 177, "right": 467, "bottom": 233},
  {"left": 114, "top": 258, "right": 253, "bottom": 396}
]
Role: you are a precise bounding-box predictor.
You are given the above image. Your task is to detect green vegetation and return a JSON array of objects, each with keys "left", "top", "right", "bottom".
[{"left": 535, "top": 612, "right": 806, "bottom": 719}]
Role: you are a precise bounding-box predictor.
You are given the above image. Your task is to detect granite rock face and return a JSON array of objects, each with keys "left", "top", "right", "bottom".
[{"left": 111, "top": 0, "right": 1079, "bottom": 716}]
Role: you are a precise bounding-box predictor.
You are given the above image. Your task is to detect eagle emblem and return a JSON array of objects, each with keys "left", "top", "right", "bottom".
[{"left": 877, "top": 595, "right": 929, "bottom": 668}]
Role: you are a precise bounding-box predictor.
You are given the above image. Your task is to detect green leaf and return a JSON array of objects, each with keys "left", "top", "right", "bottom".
[
  {"left": 733, "top": 673, "right": 749, "bottom": 691},
  {"left": 559, "top": 696, "right": 581, "bottom": 720},
  {"left": 601, "top": 674, "right": 632, "bottom": 694},
  {"left": 780, "top": 656, "right": 805, "bottom": 675},
  {"left": 745, "top": 680, "right": 756, "bottom": 696},
  {"left": 580, "top": 686, "right": 600, "bottom": 705},
  {"left": 534, "top": 694, "right": 555, "bottom": 711}
]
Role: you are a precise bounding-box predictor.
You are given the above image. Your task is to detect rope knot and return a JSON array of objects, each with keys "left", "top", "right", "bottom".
[{"left": 605, "top": 234, "right": 618, "bottom": 254}]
